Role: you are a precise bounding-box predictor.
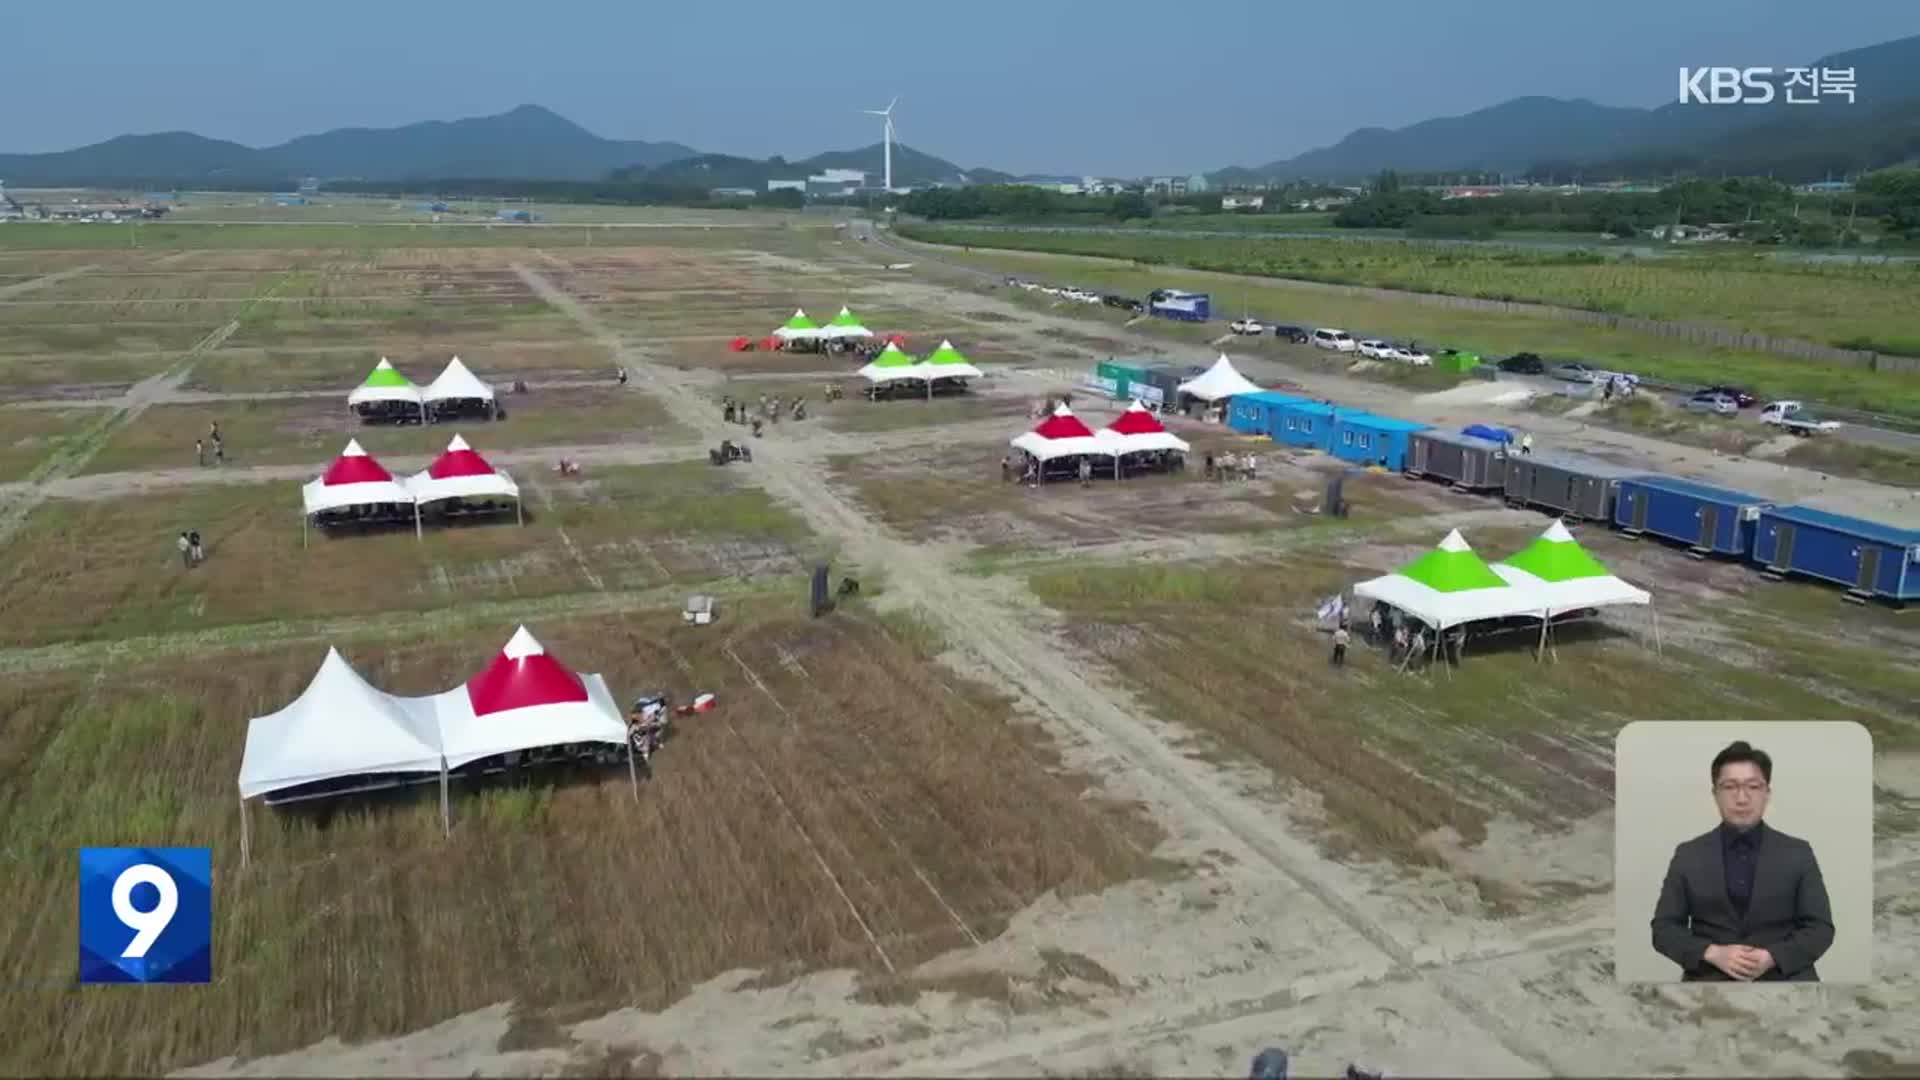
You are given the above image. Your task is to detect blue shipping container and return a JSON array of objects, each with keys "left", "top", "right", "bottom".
[
  {"left": 1227, "top": 391, "right": 1309, "bottom": 436},
  {"left": 1753, "top": 505, "right": 1920, "bottom": 601},
  {"left": 1331, "top": 413, "right": 1430, "bottom": 472},
  {"left": 1267, "top": 400, "right": 1348, "bottom": 452},
  {"left": 1613, "top": 475, "right": 1771, "bottom": 556},
  {"left": 1149, "top": 290, "right": 1211, "bottom": 321}
]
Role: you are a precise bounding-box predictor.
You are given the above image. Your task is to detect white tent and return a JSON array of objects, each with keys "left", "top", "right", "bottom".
[
  {"left": 921, "top": 339, "right": 984, "bottom": 381},
  {"left": 406, "top": 434, "right": 521, "bottom": 519},
  {"left": 301, "top": 439, "right": 416, "bottom": 513},
  {"left": 347, "top": 358, "right": 424, "bottom": 414},
  {"left": 237, "top": 647, "right": 443, "bottom": 801},
  {"left": 1010, "top": 403, "right": 1116, "bottom": 462},
  {"left": 1097, "top": 399, "right": 1192, "bottom": 455},
  {"left": 1177, "top": 354, "right": 1263, "bottom": 402},
  {"left": 431, "top": 626, "right": 629, "bottom": 770},
  {"left": 1352, "top": 529, "right": 1548, "bottom": 630},
  {"left": 772, "top": 309, "right": 823, "bottom": 342},
  {"left": 857, "top": 342, "right": 924, "bottom": 384},
  {"left": 423, "top": 356, "right": 495, "bottom": 405},
  {"left": 820, "top": 306, "right": 874, "bottom": 340},
  {"left": 1491, "top": 519, "right": 1652, "bottom": 617}
]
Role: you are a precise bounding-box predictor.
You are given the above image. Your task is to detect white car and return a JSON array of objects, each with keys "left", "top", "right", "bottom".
[
  {"left": 1357, "top": 339, "right": 1392, "bottom": 359},
  {"left": 1312, "top": 328, "right": 1357, "bottom": 352},
  {"left": 1388, "top": 345, "right": 1432, "bottom": 366},
  {"left": 1230, "top": 318, "right": 1265, "bottom": 335}
]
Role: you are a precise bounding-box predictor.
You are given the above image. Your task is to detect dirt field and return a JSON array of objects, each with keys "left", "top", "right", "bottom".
[{"left": 2, "top": 221, "right": 1917, "bottom": 1078}]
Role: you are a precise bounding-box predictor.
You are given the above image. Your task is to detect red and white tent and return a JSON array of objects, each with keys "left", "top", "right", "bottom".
[
  {"left": 302, "top": 440, "right": 419, "bottom": 543},
  {"left": 1097, "top": 400, "right": 1192, "bottom": 455},
  {"left": 430, "top": 626, "right": 629, "bottom": 770},
  {"left": 406, "top": 434, "right": 521, "bottom": 520},
  {"left": 1010, "top": 403, "right": 1116, "bottom": 462}
]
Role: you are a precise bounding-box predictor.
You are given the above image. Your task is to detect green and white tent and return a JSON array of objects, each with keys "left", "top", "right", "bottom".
[
  {"left": 922, "top": 339, "right": 982, "bottom": 380},
  {"left": 772, "top": 308, "right": 822, "bottom": 341},
  {"left": 1353, "top": 528, "right": 1548, "bottom": 629},
  {"left": 857, "top": 342, "right": 923, "bottom": 384},
  {"left": 1492, "top": 519, "right": 1650, "bottom": 616},
  {"left": 347, "top": 357, "right": 423, "bottom": 410},
  {"left": 821, "top": 305, "right": 873, "bottom": 340}
]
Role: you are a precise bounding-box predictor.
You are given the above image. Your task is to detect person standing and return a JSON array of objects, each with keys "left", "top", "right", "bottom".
[
  {"left": 1650, "top": 740, "right": 1834, "bottom": 981},
  {"left": 188, "top": 529, "right": 204, "bottom": 566},
  {"left": 1078, "top": 456, "right": 1092, "bottom": 488},
  {"left": 1331, "top": 624, "right": 1350, "bottom": 667},
  {"left": 212, "top": 436, "right": 225, "bottom": 465},
  {"left": 1520, "top": 432, "right": 1534, "bottom": 456},
  {"left": 1000, "top": 455, "right": 1013, "bottom": 483},
  {"left": 195, "top": 438, "right": 206, "bottom": 467},
  {"left": 177, "top": 531, "right": 192, "bottom": 569}
]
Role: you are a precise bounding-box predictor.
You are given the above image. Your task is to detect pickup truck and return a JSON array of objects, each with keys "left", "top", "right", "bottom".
[
  {"left": 1759, "top": 400, "right": 1841, "bottom": 435},
  {"left": 1229, "top": 318, "right": 1265, "bottom": 335}
]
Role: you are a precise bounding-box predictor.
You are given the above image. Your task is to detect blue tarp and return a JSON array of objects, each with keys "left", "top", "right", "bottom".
[{"left": 1461, "top": 424, "right": 1513, "bottom": 444}]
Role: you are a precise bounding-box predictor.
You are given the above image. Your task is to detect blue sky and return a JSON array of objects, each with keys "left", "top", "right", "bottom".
[{"left": 1, "top": 0, "right": 1914, "bottom": 175}]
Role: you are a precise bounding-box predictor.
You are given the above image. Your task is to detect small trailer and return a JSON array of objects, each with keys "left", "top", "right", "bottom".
[
  {"left": 1613, "top": 475, "right": 1772, "bottom": 558},
  {"left": 1753, "top": 505, "right": 1920, "bottom": 604},
  {"left": 1500, "top": 450, "right": 1639, "bottom": 522},
  {"left": 1407, "top": 429, "right": 1507, "bottom": 491}
]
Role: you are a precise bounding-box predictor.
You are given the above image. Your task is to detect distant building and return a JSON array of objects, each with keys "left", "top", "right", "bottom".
[
  {"left": 1442, "top": 186, "right": 1503, "bottom": 200},
  {"left": 1148, "top": 177, "right": 1189, "bottom": 197},
  {"left": 1799, "top": 180, "right": 1854, "bottom": 194},
  {"left": 297, "top": 177, "right": 320, "bottom": 195},
  {"left": 1220, "top": 194, "right": 1265, "bottom": 210},
  {"left": 1082, "top": 178, "right": 1124, "bottom": 196},
  {"left": 766, "top": 179, "right": 806, "bottom": 193},
  {"left": 1187, "top": 174, "right": 1210, "bottom": 194},
  {"left": 710, "top": 187, "right": 757, "bottom": 199},
  {"left": 273, "top": 194, "right": 307, "bottom": 206},
  {"left": 1296, "top": 196, "right": 1352, "bottom": 211},
  {"left": 810, "top": 168, "right": 867, "bottom": 186}
]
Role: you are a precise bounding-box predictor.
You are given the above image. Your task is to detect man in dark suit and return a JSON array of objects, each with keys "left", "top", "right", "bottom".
[{"left": 1650, "top": 740, "right": 1835, "bottom": 981}]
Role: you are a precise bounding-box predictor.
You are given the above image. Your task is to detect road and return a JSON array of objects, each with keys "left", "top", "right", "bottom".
[{"left": 868, "top": 220, "right": 1920, "bottom": 454}]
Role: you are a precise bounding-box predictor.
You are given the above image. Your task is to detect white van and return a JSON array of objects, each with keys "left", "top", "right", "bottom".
[{"left": 1312, "top": 328, "right": 1357, "bottom": 352}]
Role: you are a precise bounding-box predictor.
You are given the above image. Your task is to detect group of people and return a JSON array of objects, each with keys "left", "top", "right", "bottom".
[
  {"left": 1362, "top": 600, "right": 1467, "bottom": 671},
  {"left": 722, "top": 394, "right": 808, "bottom": 436},
  {"left": 626, "top": 695, "right": 671, "bottom": 763},
  {"left": 1203, "top": 451, "right": 1260, "bottom": 481},
  {"left": 175, "top": 529, "right": 206, "bottom": 569},
  {"left": 194, "top": 422, "right": 225, "bottom": 467}
]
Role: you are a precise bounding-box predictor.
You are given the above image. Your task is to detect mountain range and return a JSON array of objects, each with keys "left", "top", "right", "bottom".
[
  {"left": 1217, "top": 32, "right": 1920, "bottom": 182},
  {"left": 0, "top": 105, "right": 696, "bottom": 186},
  {"left": 613, "top": 143, "right": 1012, "bottom": 189}
]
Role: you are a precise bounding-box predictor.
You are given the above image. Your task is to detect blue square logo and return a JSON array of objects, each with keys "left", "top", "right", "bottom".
[{"left": 78, "top": 847, "right": 212, "bottom": 984}]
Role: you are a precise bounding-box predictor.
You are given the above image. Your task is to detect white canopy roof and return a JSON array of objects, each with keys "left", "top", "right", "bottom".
[
  {"left": 1177, "top": 354, "right": 1263, "bottom": 402},
  {"left": 1352, "top": 528, "right": 1549, "bottom": 630},
  {"left": 237, "top": 648, "right": 444, "bottom": 800},
  {"left": 302, "top": 439, "right": 416, "bottom": 515},
  {"left": 423, "top": 356, "right": 495, "bottom": 403},
  {"left": 1097, "top": 400, "right": 1192, "bottom": 455},
  {"left": 347, "top": 358, "right": 424, "bottom": 408},
  {"left": 772, "top": 309, "right": 823, "bottom": 341},
  {"left": 406, "top": 434, "right": 521, "bottom": 505},
  {"left": 819, "top": 306, "right": 874, "bottom": 340},
  {"left": 432, "top": 626, "right": 628, "bottom": 769},
  {"left": 1010, "top": 403, "right": 1118, "bottom": 462}
]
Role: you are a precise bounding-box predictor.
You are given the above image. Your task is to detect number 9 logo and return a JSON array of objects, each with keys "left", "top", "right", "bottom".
[{"left": 111, "top": 863, "right": 178, "bottom": 959}]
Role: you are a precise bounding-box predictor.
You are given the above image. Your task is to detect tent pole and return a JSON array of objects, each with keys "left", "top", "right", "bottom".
[
  {"left": 1651, "top": 601, "right": 1663, "bottom": 656},
  {"left": 238, "top": 791, "right": 250, "bottom": 868},
  {"left": 301, "top": 511, "right": 308, "bottom": 550},
  {"left": 516, "top": 492, "right": 524, "bottom": 527},
  {"left": 627, "top": 740, "right": 639, "bottom": 801},
  {"left": 414, "top": 502, "right": 422, "bottom": 541},
  {"left": 1536, "top": 615, "right": 1549, "bottom": 662},
  {"left": 439, "top": 761, "right": 450, "bottom": 837}
]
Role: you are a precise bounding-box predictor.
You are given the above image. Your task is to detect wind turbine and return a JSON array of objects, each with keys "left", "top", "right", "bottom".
[{"left": 863, "top": 96, "right": 899, "bottom": 192}]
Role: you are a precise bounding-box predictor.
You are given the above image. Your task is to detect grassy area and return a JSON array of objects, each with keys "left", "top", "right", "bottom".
[
  {"left": 82, "top": 388, "right": 691, "bottom": 475},
  {"left": 0, "top": 608, "right": 1164, "bottom": 1074},
  {"left": 1579, "top": 397, "right": 1769, "bottom": 456},
  {"left": 1780, "top": 437, "right": 1920, "bottom": 488},
  {"left": 902, "top": 225, "right": 1920, "bottom": 357},
  {"left": 0, "top": 463, "right": 805, "bottom": 649},
  {"left": 0, "top": 221, "right": 820, "bottom": 252},
  {"left": 911, "top": 244, "right": 1920, "bottom": 418},
  {"left": 188, "top": 341, "right": 617, "bottom": 393},
  {"left": 1025, "top": 546, "right": 1919, "bottom": 865},
  {"left": 0, "top": 407, "right": 100, "bottom": 482}
]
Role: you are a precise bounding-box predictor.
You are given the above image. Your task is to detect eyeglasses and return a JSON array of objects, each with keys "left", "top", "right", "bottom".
[{"left": 1715, "top": 781, "right": 1769, "bottom": 795}]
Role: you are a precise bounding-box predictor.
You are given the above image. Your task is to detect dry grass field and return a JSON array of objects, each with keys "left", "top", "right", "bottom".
[{"left": 2, "top": 218, "right": 1916, "bottom": 1078}]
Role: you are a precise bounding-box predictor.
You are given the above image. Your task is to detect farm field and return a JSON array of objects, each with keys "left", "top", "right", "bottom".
[
  {"left": 900, "top": 224, "right": 1920, "bottom": 358},
  {"left": 1, "top": 216, "right": 1916, "bottom": 1078}
]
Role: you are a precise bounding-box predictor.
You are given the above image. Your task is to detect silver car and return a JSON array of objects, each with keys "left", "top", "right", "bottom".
[{"left": 1684, "top": 391, "right": 1738, "bottom": 416}]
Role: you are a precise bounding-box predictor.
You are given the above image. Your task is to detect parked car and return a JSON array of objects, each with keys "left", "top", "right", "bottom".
[
  {"left": 1271, "top": 324, "right": 1311, "bottom": 343},
  {"left": 1101, "top": 294, "right": 1137, "bottom": 310},
  {"left": 1684, "top": 391, "right": 1739, "bottom": 416},
  {"left": 1698, "top": 384, "right": 1757, "bottom": 407},
  {"left": 1550, "top": 361, "right": 1607, "bottom": 383},
  {"left": 1760, "top": 400, "right": 1842, "bottom": 435},
  {"left": 1388, "top": 345, "right": 1433, "bottom": 366},
  {"left": 1357, "top": 339, "right": 1393, "bottom": 359},
  {"left": 1229, "top": 318, "right": 1265, "bottom": 335},
  {"left": 1312, "top": 328, "right": 1358, "bottom": 352},
  {"left": 1498, "top": 352, "right": 1546, "bottom": 375}
]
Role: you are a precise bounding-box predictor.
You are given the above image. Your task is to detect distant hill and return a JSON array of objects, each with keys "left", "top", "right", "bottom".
[
  {"left": 1221, "top": 32, "right": 1920, "bottom": 182},
  {"left": 622, "top": 141, "right": 1011, "bottom": 189},
  {"left": 0, "top": 105, "right": 697, "bottom": 186}
]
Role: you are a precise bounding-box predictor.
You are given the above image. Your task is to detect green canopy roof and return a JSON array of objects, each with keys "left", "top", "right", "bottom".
[
  {"left": 782, "top": 308, "right": 819, "bottom": 330},
  {"left": 1498, "top": 519, "right": 1610, "bottom": 582},
  {"left": 1395, "top": 529, "right": 1508, "bottom": 592},
  {"left": 925, "top": 339, "right": 973, "bottom": 366},
  {"left": 360, "top": 358, "right": 413, "bottom": 388},
  {"left": 871, "top": 343, "right": 919, "bottom": 367},
  {"left": 829, "top": 306, "right": 865, "bottom": 328}
]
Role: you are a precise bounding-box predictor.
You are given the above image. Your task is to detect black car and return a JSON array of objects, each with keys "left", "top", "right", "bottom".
[
  {"left": 1698, "top": 384, "right": 1757, "bottom": 408},
  {"left": 1271, "top": 324, "right": 1311, "bottom": 344},
  {"left": 1102, "top": 294, "right": 1137, "bottom": 310},
  {"left": 1498, "top": 352, "right": 1546, "bottom": 375}
]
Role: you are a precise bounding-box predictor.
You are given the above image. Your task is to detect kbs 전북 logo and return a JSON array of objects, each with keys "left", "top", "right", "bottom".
[{"left": 78, "top": 847, "right": 213, "bottom": 984}]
